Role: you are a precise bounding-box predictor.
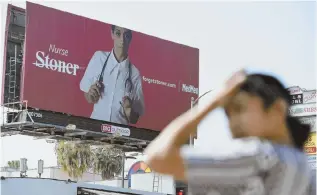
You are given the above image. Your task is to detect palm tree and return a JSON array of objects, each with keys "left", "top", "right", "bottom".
[
  {"left": 55, "top": 141, "right": 124, "bottom": 180},
  {"left": 55, "top": 141, "right": 92, "bottom": 179},
  {"left": 92, "top": 146, "right": 123, "bottom": 180},
  {"left": 7, "top": 160, "right": 20, "bottom": 169}
]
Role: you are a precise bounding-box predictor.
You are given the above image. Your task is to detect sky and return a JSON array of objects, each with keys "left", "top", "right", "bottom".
[{"left": 0, "top": 1, "right": 316, "bottom": 170}]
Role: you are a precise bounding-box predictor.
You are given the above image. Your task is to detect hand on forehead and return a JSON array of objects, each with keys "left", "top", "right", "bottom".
[{"left": 225, "top": 92, "right": 246, "bottom": 108}]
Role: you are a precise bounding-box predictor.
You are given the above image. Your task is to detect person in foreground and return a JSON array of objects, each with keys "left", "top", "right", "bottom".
[{"left": 145, "top": 70, "right": 315, "bottom": 195}]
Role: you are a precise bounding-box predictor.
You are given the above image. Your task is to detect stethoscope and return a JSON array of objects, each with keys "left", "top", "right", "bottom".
[{"left": 97, "top": 53, "right": 133, "bottom": 123}]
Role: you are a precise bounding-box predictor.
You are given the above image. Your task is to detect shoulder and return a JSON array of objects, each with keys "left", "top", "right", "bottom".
[
  {"left": 91, "top": 50, "right": 111, "bottom": 59},
  {"left": 309, "top": 171, "right": 316, "bottom": 194},
  {"left": 181, "top": 137, "right": 264, "bottom": 160},
  {"left": 87, "top": 51, "right": 111, "bottom": 69},
  {"left": 129, "top": 62, "right": 141, "bottom": 80},
  {"left": 181, "top": 138, "right": 279, "bottom": 168}
]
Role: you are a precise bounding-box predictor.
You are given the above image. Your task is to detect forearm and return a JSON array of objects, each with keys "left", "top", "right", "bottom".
[
  {"left": 125, "top": 108, "right": 139, "bottom": 124},
  {"left": 144, "top": 99, "right": 219, "bottom": 178},
  {"left": 130, "top": 110, "right": 139, "bottom": 124},
  {"left": 163, "top": 99, "right": 219, "bottom": 147},
  {"left": 145, "top": 71, "right": 245, "bottom": 179},
  {"left": 147, "top": 98, "right": 219, "bottom": 152},
  {"left": 84, "top": 92, "right": 93, "bottom": 103}
]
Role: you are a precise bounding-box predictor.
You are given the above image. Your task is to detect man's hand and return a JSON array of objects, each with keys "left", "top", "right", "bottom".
[
  {"left": 121, "top": 96, "right": 132, "bottom": 120},
  {"left": 212, "top": 69, "right": 247, "bottom": 107},
  {"left": 122, "top": 96, "right": 132, "bottom": 109},
  {"left": 84, "top": 81, "right": 104, "bottom": 104},
  {"left": 144, "top": 69, "right": 247, "bottom": 180},
  {"left": 121, "top": 96, "right": 140, "bottom": 124}
]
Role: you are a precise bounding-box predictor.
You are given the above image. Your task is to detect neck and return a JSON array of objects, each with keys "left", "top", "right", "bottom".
[
  {"left": 113, "top": 48, "right": 128, "bottom": 63},
  {"left": 264, "top": 123, "right": 293, "bottom": 147}
]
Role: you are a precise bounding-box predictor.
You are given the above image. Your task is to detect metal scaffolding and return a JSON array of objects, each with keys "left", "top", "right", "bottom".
[
  {"left": 1, "top": 99, "right": 149, "bottom": 152},
  {"left": 7, "top": 45, "right": 21, "bottom": 105}
]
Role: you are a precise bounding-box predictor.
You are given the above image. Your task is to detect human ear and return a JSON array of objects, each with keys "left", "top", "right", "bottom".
[
  {"left": 270, "top": 98, "right": 288, "bottom": 118},
  {"left": 111, "top": 31, "right": 115, "bottom": 40}
]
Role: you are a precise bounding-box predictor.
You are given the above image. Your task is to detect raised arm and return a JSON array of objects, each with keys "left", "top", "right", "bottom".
[{"left": 144, "top": 70, "right": 247, "bottom": 181}]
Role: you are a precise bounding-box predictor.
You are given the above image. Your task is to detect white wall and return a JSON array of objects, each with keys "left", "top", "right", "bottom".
[
  {"left": 0, "top": 1, "right": 316, "bottom": 165},
  {"left": 0, "top": 167, "right": 103, "bottom": 182},
  {"left": 87, "top": 179, "right": 129, "bottom": 188},
  {"left": 1, "top": 178, "right": 77, "bottom": 195},
  {"left": 1, "top": 178, "right": 167, "bottom": 195},
  {"left": 131, "top": 173, "right": 175, "bottom": 195}
]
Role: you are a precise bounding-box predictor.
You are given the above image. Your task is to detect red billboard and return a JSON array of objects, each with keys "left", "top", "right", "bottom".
[{"left": 22, "top": 2, "right": 199, "bottom": 131}]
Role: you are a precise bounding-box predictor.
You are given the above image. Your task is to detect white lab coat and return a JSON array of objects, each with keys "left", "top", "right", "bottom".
[{"left": 80, "top": 50, "right": 145, "bottom": 125}]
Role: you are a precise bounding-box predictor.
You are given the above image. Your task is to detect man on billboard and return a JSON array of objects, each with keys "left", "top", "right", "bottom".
[{"left": 80, "top": 25, "right": 145, "bottom": 125}]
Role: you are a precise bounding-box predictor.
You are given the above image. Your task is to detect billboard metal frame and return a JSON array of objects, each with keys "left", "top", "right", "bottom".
[{"left": 1, "top": 101, "right": 158, "bottom": 152}]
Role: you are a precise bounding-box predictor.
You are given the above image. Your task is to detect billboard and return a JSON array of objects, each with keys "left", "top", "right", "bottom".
[
  {"left": 22, "top": 2, "right": 199, "bottom": 132},
  {"left": 288, "top": 103, "right": 316, "bottom": 117},
  {"left": 299, "top": 116, "right": 316, "bottom": 132},
  {"left": 304, "top": 132, "right": 316, "bottom": 155}
]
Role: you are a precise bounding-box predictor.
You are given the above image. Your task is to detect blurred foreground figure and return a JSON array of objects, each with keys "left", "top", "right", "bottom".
[{"left": 145, "top": 70, "right": 315, "bottom": 195}]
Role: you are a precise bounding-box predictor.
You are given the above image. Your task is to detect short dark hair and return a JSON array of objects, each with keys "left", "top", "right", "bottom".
[
  {"left": 111, "top": 25, "right": 133, "bottom": 40},
  {"left": 111, "top": 25, "right": 116, "bottom": 32},
  {"left": 239, "top": 74, "right": 310, "bottom": 150}
]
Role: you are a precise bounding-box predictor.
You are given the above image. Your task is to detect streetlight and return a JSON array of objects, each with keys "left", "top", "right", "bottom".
[
  {"left": 121, "top": 154, "right": 137, "bottom": 188},
  {"left": 189, "top": 89, "right": 213, "bottom": 146},
  {"left": 20, "top": 158, "right": 27, "bottom": 178},
  {"left": 38, "top": 159, "right": 44, "bottom": 178}
]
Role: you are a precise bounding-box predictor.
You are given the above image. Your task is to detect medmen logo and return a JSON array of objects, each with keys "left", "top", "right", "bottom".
[{"left": 182, "top": 84, "right": 198, "bottom": 95}]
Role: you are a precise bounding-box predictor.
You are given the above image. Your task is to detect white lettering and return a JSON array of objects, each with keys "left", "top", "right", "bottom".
[
  {"left": 33, "top": 50, "right": 80, "bottom": 76},
  {"left": 101, "top": 124, "right": 111, "bottom": 133},
  {"left": 73, "top": 64, "right": 79, "bottom": 76},
  {"left": 288, "top": 86, "right": 302, "bottom": 95},
  {"left": 292, "top": 99, "right": 302, "bottom": 104},
  {"left": 49, "top": 44, "right": 69, "bottom": 56},
  {"left": 29, "top": 112, "right": 43, "bottom": 118},
  {"left": 44, "top": 55, "right": 50, "bottom": 69},
  {"left": 66, "top": 63, "right": 73, "bottom": 74},
  {"left": 142, "top": 76, "right": 176, "bottom": 88},
  {"left": 57, "top": 61, "right": 63, "bottom": 72},
  {"left": 34, "top": 51, "right": 45, "bottom": 68},
  {"left": 50, "top": 59, "right": 58, "bottom": 71},
  {"left": 182, "top": 84, "right": 199, "bottom": 95}
]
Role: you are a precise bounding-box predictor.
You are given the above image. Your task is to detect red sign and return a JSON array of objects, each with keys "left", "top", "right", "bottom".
[
  {"left": 305, "top": 147, "right": 316, "bottom": 155},
  {"left": 22, "top": 2, "right": 199, "bottom": 131},
  {"left": 101, "top": 124, "right": 112, "bottom": 133},
  {"left": 304, "top": 132, "right": 316, "bottom": 155}
]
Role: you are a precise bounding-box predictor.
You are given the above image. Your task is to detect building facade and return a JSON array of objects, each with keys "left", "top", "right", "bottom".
[{"left": 288, "top": 86, "right": 316, "bottom": 170}]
